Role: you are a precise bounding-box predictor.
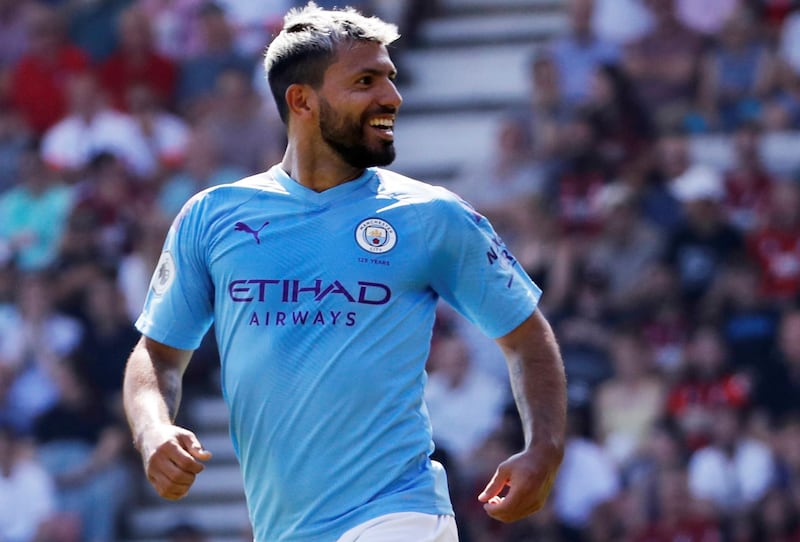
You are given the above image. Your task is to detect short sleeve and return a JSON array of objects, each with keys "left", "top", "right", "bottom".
[
  {"left": 426, "top": 191, "right": 541, "bottom": 338},
  {"left": 135, "top": 193, "right": 214, "bottom": 350}
]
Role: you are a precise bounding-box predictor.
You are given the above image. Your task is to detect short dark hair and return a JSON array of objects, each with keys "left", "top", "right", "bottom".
[{"left": 263, "top": 1, "right": 399, "bottom": 124}]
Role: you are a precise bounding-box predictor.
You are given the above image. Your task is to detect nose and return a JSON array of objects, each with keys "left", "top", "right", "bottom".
[{"left": 381, "top": 78, "right": 403, "bottom": 110}]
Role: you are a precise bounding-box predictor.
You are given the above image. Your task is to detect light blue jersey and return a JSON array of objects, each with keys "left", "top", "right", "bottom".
[{"left": 136, "top": 165, "right": 542, "bottom": 541}]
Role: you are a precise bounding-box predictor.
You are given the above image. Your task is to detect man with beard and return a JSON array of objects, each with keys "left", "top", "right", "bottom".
[{"left": 122, "top": 3, "right": 567, "bottom": 541}]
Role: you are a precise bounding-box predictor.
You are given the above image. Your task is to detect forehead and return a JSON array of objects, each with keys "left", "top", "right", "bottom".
[{"left": 323, "top": 41, "right": 395, "bottom": 80}]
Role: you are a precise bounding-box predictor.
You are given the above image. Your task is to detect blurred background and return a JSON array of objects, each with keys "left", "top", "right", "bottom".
[{"left": 1, "top": 0, "right": 800, "bottom": 540}]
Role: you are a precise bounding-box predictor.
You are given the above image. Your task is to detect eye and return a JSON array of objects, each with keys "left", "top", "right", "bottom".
[{"left": 357, "top": 75, "right": 373, "bottom": 86}]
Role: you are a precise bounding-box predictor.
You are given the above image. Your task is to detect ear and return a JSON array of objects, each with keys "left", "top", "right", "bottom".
[{"left": 284, "top": 83, "right": 317, "bottom": 121}]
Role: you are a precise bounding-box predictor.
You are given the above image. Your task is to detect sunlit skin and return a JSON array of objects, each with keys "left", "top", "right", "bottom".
[{"left": 280, "top": 41, "right": 402, "bottom": 192}]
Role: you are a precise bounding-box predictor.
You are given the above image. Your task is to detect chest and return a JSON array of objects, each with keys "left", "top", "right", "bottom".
[{"left": 205, "top": 197, "right": 427, "bottom": 305}]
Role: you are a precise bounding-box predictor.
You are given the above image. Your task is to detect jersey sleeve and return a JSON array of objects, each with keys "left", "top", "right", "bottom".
[
  {"left": 134, "top": 193, "right": 214, "bottom": 350},
  {"left": 426, "top": 190, "right": 542, "bottom": 338}
]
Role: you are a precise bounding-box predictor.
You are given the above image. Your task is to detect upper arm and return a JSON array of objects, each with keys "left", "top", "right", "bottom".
[
  {"left": 135, "top": 335, "right": 195, "bottom": 373},
  {"left": 426, "top": 192, "right": 541, "bottom": 339},
  {"left": 494, "top": 309, "right": 556, "bottom": 357}
]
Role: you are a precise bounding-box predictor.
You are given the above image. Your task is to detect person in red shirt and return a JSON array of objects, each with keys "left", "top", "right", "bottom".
[
  {"left": 98, "top": 5, "right": 178, "bottom": 112},
  {"left": 9, "top": 3, "right": 89, "bottom": 135},
  {"left": 666, "top": 325, "right": 750, "bottom": 451},
  {"left": 747, "top": 180, "right": 800, "bottom": 303},
  {"left": 722, "top": 122, "right": 774, "bottom": 233}
]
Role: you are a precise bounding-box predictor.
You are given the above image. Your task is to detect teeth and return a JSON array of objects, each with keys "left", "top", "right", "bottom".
[{"left": 369, "top": 118, "right": 394, "bottom": 129}]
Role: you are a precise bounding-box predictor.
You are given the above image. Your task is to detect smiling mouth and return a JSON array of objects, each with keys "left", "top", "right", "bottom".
[{"left": 368, "top": 117, "right": 395, "bottom": 138}]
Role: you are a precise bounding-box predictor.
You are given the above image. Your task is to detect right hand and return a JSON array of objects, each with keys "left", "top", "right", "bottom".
[{"left": 139, "top": 425, "right": 212, "bottom": 500}]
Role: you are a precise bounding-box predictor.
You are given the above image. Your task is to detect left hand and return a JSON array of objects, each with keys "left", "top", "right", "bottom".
[{"left": 477, "top": 444, "right": 563, "bottom": 522}]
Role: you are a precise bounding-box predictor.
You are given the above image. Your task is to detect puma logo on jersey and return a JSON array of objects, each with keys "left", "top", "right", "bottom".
[{"left": 234, "top": 221, "right": 270, "bottom": 244}]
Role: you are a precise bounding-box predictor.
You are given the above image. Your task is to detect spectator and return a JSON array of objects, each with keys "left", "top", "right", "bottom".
[
  {"left": 721, "top": 121, "right": 774, "bottom": 233},
  {"left": 157, "top": 127, "right": 245, "bottom": 218},
  {"left": 125, "top": 82, "right": 191, "bottom": 177},
  {"left": 593, "top": 328, "right": 666, "bottom": 466},
  {"left": 584, "top": 63, "right": 656, "bottom": 169},
  {"left": 9, "top": 3, "right": 90, "bottom": 135},
  {"left": 630, "top": 465, "right": 722, "bottom": 542},
  {"left": 512, "top": 199, "right": 576, "bottom": 316},
  {"left": 773, "top": 416, "right": 800, "bottom": 509},
  {"left": 751, "top": 487, "right": 800, "bottom": 541},
  {"left": 753, "top": 308, "right": 800, "bottom": 423},
  {"left": 49, "top": 217, "right": 109, "bottom": 324},
  {"left": 98, "top": 4, "right": 179, "bottom": 112},
  {"left": 451, "top": 116, "right": 545, "bottom": 242},
  {"left": 117, "top": 212, "right": 170, "bottom": 322},
  {"left": 695, "top": 5, "right": 776, "bottom": 132},
  {"left": 622, "top": 0, "right": 705, "bottom": 128},
  {"left": 524, "top": 50, "right": 573, "bottom": 164},
  {"left": 640, "top": 287, "right": 690, "bottom": 375},
  {"left": 760, "top": 60, "right": 800, "bottom": 131},
  {"left": 746, "top": 180, "right": 800, "bottom": 304},
  {"left": 664, "top": 163, "right": 745, "bottom": 309},
  {"left": 74, "top": 271, "right": 140, "bottom": 411},
  {"left": 551, "top": 269, "right": 616, "bottom": 408},
  {"left": 196, "top": 68, "right": 283, "bottom": 175},
  {"left": 424, "top": 329, "right": 507, "bottom": 469},
  {"left": 687, "top": 404, "right": 776, "bottom": 515},
  {"left": 551, "top": 408, "right": 620, "bottom": 539},
  {"left": 68, "top": 152, "right": 144, "bottom": 263},
  {"left": 0, "top": 273, "right": 83, "bottom": 433},
  {"left": 0, "top": 144, "right": 73, "bottom": 272},
  {"left": 176, "top": 1, "right": 255, "bottom": 120},
  {"left": 702, "top": 259, "right": 780, "bottom": 371},
  {"left": 136, "top": 0, "right": 205, "bottom": 60},
  {"left": 41, "top": 71, "right": 157, "bottom": 181},
  {"left": 667, "top": 325, "right": 750, "bottom": 451},
  {"left": 0, "top": 422, "right": 68, "bottom": 542},
  {"left": 550, "top": 110, "right": 614, "bottom": 237},
  {"left": 584, "top": 182, "right": 664, "bottom": 312},
  {"left": 33, "top": 356, "right": 132, "bottom": 542},
  {"left": 622, "top": 418, "right": 688, "bottom": 506},
  {"left": 639, "top": 129, "right": 689, "bottom": 232},
  {"left": 547, "top": 0, "right": 620, "bottom": 107}
]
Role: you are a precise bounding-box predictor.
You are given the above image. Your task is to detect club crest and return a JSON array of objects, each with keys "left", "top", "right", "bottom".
[{"left": 355, "top": 218, "right": 397, "bottom": 254}]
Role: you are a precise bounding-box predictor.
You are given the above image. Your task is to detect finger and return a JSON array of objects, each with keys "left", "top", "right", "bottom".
[
  {"left": 177, "top": 432, "right": 213, "bottom": 461},
  {"left": 478, "top": 467, "right": 508, "bottom": 503},
  {"left": 147, "top": 469, "right": 195, "bottom": 500},
  {"left": 483, "top": 477, "right": 547, "bottom": 522},
  {"left": 148, "top": 454, "right": 200, "bottom": 485}
]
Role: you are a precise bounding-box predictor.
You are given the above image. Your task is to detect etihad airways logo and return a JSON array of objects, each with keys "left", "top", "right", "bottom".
[{"left": 228, "top": 278, "right": 391, "bottom": 305}]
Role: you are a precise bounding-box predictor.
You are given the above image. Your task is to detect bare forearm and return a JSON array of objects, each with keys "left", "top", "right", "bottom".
[
  {"left": 503, "top": 312, "right": 567, "bottom": 453},
  {"left": 481, "top": 310, "right": 567, "bottom": 520},
  {"left": 123, "top": 339, "right": 185, "bottom": 450}
]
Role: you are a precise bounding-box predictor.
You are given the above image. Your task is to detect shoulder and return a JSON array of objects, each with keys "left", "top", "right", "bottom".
[
  {"left": 171, "top": 171, "right": 282, "bottom": 223},
  {"left": 373, "top": 168, "right": 474, "bottom": 215}
]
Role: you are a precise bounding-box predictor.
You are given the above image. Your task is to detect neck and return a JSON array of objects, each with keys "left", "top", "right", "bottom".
[{"left": 281, "top": 141, "right": 364, "bottom": 192}]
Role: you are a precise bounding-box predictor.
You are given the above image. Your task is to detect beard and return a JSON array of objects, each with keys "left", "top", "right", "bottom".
[{"left": 318, "top": 97, "right": 396, "bottom": 169}]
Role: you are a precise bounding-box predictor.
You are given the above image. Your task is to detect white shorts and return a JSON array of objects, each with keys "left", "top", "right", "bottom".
[{"left": 336, "top": 512, "right": 459, "bottom": 542}]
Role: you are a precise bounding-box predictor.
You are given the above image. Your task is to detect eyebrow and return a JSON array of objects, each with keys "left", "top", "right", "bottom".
[{"left": 357, "top": 67, "right": 397, "bottom": 78}]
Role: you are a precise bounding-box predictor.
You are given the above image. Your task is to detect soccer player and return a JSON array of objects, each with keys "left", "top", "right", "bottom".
[{"left": 122, "top": 3, "right": 567, "bottom": 541}]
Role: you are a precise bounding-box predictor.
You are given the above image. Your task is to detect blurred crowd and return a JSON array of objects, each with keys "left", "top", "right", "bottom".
[
  {"left": 0, "top": 0, "right": 799, "bottom": 541},
  {"left": 427, "top": 0, "right": 800, "bottom": 541}
]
